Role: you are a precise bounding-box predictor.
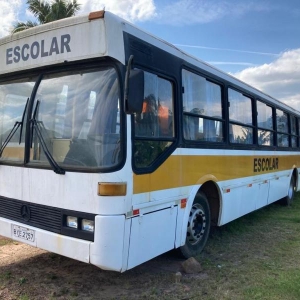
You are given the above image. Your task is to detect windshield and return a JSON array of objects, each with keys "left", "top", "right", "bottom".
[
  {"left": 0, "top": 78, "right": 35, "bottom": 161},
  {"left": 0, "top": 66, "right": 122, "bottom": 170}
]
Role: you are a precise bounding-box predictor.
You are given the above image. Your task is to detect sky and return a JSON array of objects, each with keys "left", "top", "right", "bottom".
[{"left": 1, "top": 0, "right": 300, "bottom": 110}]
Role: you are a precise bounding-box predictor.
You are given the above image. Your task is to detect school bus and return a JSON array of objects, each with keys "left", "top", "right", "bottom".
[{"left": 0, "top": 10, "right": 298, "bottom": 271}]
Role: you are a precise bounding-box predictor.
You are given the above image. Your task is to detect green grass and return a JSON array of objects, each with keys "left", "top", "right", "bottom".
[
  {"left": 0, "top": 271, "right": 12, "bottom": 280},
  {"left": 115, "top": 193, "right": 300, "bottom": 300},
  {"left": 190, "top": 194, "right": 300, "bottom": 300},
  {"left": 0, "top": 237, "right": 13, "bottom": 246},
  {"left": 18, "top": 294, "right": 30, "bottom": 300}
]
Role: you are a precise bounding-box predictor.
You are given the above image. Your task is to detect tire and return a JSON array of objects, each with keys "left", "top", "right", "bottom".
[
  {"left": 281, "top": 176, "right": 296, "bottom": 206},
  {"left": 179, "top": 192, "right": 211, "bottom": 258}
]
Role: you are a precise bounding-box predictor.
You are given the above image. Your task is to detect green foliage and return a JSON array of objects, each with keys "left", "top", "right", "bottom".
[
  {"left": 0, "top": 271, "right": 12, "bottom": 281},
  {"left": 134, "top": 140, "right": 169, "bottom": 168},
  {"left": 12, "top": 0, "right": 81, "bottom": 33},
  {"left": 19, "top": 277, "right": 27, "bottom": 285},
  {"left": 19, "top": 294, "right": 30, "bottom": 300},
  {"left": 11, "top": 21, "right": 39, "bottom": 33}
]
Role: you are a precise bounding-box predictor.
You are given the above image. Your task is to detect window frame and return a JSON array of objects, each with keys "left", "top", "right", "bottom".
[
  {"left": 182, "top": 68, "right": 225, "bottom": 144},
  {"left": 132, "top": 69, "right": 177, "bottom": 173}
]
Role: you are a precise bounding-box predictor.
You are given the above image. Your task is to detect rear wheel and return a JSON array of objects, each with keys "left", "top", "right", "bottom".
[
  {"left": 179, "top": 192, "right": 211, "bottom": 258},
  {"left": 281, "top": 176, "right": 296, "bottom": 206}
]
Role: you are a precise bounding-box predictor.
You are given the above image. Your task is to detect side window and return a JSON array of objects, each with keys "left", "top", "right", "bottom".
[
  {"left": 135, "top": 73, "right": 174, "bottom": 138},
  {"left": 257, "top": 101, "right": 274, "bottom": 146},
  {"left": 133, "top": 71, "right": 175, "bottom": 169},
  {"left": 228, "top": 89, "right": 253, "bottom": 144},
  {"left": 276, "top": 109, "right": 289, "bottom": 147},
  {"left": 290, "top": 115, "right": 297, "bottom": 148},
  {"left": 182, "top": 69, "right": 224, "bottom": 142}
]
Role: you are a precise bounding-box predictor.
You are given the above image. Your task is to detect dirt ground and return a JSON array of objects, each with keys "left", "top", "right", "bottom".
[{"left": 0, "top": 235, "right": 201, "bottom": 300}]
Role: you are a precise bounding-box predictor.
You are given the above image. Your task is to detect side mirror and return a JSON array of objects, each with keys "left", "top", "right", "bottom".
[
  {"left": 124, "top": 64, "right": 144, "bottom": 114},
  {"left": 125, "top": 69, "right": 144, "bottom": 114}
]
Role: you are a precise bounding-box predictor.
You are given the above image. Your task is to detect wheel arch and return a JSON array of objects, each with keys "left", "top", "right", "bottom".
[
  {"left": 200, "top": 180, "right": 221, "bottom": 227},
  {"left": 178, "top": 180, "right": 222, "bottom": 247}
]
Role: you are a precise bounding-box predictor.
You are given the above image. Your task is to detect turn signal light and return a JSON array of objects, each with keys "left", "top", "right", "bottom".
[{"left": 98, "top": 182, "right": 127, "bottom": 196}]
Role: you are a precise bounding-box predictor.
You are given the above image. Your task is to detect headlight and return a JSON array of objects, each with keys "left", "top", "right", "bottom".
[
  {"left": 82, "top": 219, "right": 94, "bottom": 232},
  {"left": 62, "top": 212, "right": 95, "bottom": 242},
  {"left": 66, "top": 216, "right": 78, "bottom": 229}
]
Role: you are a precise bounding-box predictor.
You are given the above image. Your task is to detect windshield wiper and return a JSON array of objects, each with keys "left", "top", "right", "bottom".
[
  {"left": 30, "top": 100, "right": 65, "bottom": 175},
  {"left": 0, "top": 98, "right": 29, "bottom": 157},
  {"left": 19, "top": 98, "right": 29, "bottom": 144}
]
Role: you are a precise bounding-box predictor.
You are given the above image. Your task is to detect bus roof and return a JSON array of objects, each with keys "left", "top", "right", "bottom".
[
  {"left": 0, "top": 11, "right": 125, "bottom": 76},
  {"left": 0, "top": 10, "right": 298, "bottom": 115}
]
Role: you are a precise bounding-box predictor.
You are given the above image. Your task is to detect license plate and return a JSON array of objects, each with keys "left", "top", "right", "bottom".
[{"left": 12, "top": 225, "right": 35, "bottom": 242}]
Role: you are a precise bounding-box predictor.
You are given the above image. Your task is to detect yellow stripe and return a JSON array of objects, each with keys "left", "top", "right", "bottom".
[{"left": 133, "top": 154, "right": 299, "bottom": 194}]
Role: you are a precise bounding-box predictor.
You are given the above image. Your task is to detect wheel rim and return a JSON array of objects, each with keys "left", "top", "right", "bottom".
[{"left": 187, "top": 203, "right": 206, "bottom": 245}]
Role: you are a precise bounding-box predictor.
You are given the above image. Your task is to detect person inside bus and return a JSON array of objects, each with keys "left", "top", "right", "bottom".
[
  {"left": 135, "top": 94, "right": 158, "bottom": 137},
  {"left": 135, "top": 93, "right": 173, "bottom": 138},
  {"left": 158, "top": 99, "right": 172, "bottom": 137}
]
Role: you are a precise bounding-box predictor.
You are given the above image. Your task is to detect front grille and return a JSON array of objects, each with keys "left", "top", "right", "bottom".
[{"left": 0, "top": 196, "right": 62, "bottom": 233}]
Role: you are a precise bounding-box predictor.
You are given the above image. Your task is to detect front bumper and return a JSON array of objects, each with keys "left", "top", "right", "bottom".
[{"left": 0, "top": 214, "right": 128, "bottom": 272}]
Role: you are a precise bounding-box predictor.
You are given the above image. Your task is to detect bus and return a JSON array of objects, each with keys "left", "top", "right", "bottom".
[{"left": 0, "top": 10, "right": 299, "bottom": 272}]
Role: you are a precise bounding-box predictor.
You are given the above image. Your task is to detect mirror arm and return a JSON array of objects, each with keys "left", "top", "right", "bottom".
[{"left": 124, "top": 55, "right": 134, "bottom": 108}]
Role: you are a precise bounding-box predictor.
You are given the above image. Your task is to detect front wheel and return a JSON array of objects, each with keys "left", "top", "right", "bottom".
[{"left": 179, "top": 192, "right": 211, "bottom": 258}]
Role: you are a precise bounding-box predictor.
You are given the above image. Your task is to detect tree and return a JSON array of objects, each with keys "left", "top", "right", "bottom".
[{"left": 12, "top": 0, "right": 80, "bottom": 33}]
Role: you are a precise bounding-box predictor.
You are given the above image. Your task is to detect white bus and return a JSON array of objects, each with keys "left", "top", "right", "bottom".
[{"left": 0, "top": 10, "right": 299, "bottom": 272}]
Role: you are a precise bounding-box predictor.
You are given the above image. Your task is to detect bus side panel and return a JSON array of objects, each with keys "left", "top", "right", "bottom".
[
  {"left": 255, "top": 181, "right": 269, "bottom": 210},
  {"left": 175, "top": 199, "right": 188, "bottom": 248},
  {"left": 268, "top": 171, "right": 291, "bottom": 204},
  {"left": 127, "top": 207, "right": 177, "bottom": 270},
  {"left": 219, "top": 180, "right": 268, "bottom": 225}
]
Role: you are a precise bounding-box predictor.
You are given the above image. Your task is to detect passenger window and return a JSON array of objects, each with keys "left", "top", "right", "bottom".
[
  {"left": 228, "top": 89, "right": 253, "bottom": 144},
  {"left": 257, "top": 101, "right": 274, "bottom": 146},
  {"left": 182, "top": 69, "right": 224, "bottom": 142},
  {"left": 290, "top": 116, "right": 297, "bottom": 148},
  {"left": 276, "top": 109, "right": 289, "bottom": 147}
]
